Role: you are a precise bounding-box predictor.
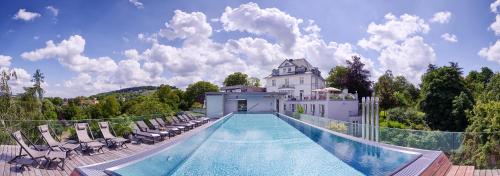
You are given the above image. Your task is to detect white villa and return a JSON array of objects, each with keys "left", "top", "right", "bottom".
[{"left": 206, "top": 58, "right": 360, "bottom": 123}]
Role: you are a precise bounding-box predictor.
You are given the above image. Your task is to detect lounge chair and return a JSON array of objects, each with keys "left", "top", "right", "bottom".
[
  {"left": 135, "top": 121, "right": 172, "bottom": 139},
  {"left": 148, "top": 119, "right": 181, "bottom": 135},
  {"left": 170, "top": 117, "right": 195, "bottom": 129},
  {"left": 181, "top": 114, "right": 204, "bottom": 125},
  {"left": 38, "top": 124, "right": 79, "bottom": 157},
  {"left": 155, "top": 117, "right": 187, "bottom": 132},
  {"left": 74, "top": 123, "right": 105, "bottom": 155},
  {"left": 176, "top": 115, "right": 201, "bottom": 127},
  {"left": 98, "top": 122, "right": 128, "bottom": 149},
  {"left": 185, "top": 112, "right": 210, "bottom": 123},
  {"left": 9, "top": 131, "right": 67, "bottom": 170},
  {"left": 132, "top": 123, "right": 161, "bottom": 144}
]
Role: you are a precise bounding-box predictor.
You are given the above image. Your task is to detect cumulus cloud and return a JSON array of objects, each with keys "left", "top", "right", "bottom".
[
  {"left": 159, "top": 10, "right": 212, "bottom": 45},
  {"left": 358, "top": 13, "right": 430, "bottom": 51},
  {"left": 378, "top": 36, "right": 436, "bottom": 83},
  {"left": 13, "top": 9, "right": 41, "bottom": 21},
  {"left": 491, "top": 0, "right": 500, "bottom": 13},
  {"left": 430, "top": 11, "right": 452, "bottom": 24},
  {"left": 490, "top": 15, "right": 500, "bottom": 36},
  {"left": 220, "top": 2, "right": 302, "bottom": 51},
  {"left": 478, "top": 40, "right": 500, "bottom": 65},
  {"left": 441, "top": 33, "right": 458, "bottom": 43},
  {"left": 129, "top": 0, "right": 144, "bottom": 9},
  {"left": 46, "top": 6, "right": 59, "bottom": 16},
  {"left": 0, "top": 55, "right": 12, "bottom": 67},
  {"left": 359, "top": 13, "right": 435, "bottom": 84}
]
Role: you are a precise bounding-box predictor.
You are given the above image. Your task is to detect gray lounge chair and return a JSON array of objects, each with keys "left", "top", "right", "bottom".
[
  {"left": 181, "top": 114, "right": 204, "bottom": 125},
  {"left": 9, "top": 131, "right": 67, "bottom": 170},
  {"left": 38, "top": 124, "right": 79, "bottom": 157},
  {"left": 176, "top": 115, "right": 200, "bottom": 127},
  {"left": 74, "top": 123, "right": 105, "bottom": 155},
  {"left": 132, "top": 123, "right": 161, "bottom": 144},
  {"left": 148, "top": 119, "right": 181, "bottom": 135},
  {"left": 169, "top": 117, "right": 195, "bottom": 129},
  {"left": 98, "top": 122, "right": 128, "bottom": 149},
  {"left": 185, "top": 112, "right": 210, "bottom": 123},
  {"left": 155, "top": 117, "right": 187, "bottom": 132},
  {"left": 135, "top": 121, "right": 172, "bottom": 139}
]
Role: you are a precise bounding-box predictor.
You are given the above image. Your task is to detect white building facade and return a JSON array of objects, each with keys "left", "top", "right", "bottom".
[{"left": 265, "top": 58, "right": 360, "bottom": 123}]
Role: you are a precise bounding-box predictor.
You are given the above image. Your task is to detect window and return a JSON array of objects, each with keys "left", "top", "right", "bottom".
[
  {"left": 272, "top": 80, "right": 276, "bottom": 86},
  {"left": 288, "top": 67, "right": 291, "bottom": 72},
  {"left": 282, "top": 68, "right": 286, "bottom": 72},
  {"left": 300, "top": 77, "right": 304, "bottom": 84},
  {"left": 284, "top": 104, "right": 287, "bottom": 111},
  {"left": 291, "top": 104, "right": 295, "bottom": 112},
  {"left": 304, "top": 104, "right": 307, "bottom": 113},
  {"left": 285, "top": 78, "right": 289, "bottom": 85}
]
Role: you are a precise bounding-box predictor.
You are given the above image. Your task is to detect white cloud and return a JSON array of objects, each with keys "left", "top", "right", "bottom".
[
  {"left": 129, "top": 0, "right": 144, "bottom": 9},
  {"left": 441, "top": 33, "right": 458, "bottom": 43},
  {"left": 430, "top": 11, "right": 452, "bottom": 24},
  {"left": 0, "top": 55, "right": 12, "bottom": 67},
  {"left": 378, "top": 36, "right": 436, "bottom": 83},
  {"left": 158, "top": 10, "right": 212, "bottom": 45},
  {"left": 358, "top": 13, "right": 430, "bottom": 51},
  {"left": 490, "top": 15, "right": 500, "bottom": 36},
  {"left": 13, "top": 9, "right": 41, "bottom": 21},
  {"left": 479, "top": 40, "right": 500, "bottom": 65},
  {"left": 491, "top": 0, "right": 500, "bottom": 13},
  {"left": 220, "top": 2, "right": 303, "bottom": 51},
  {"left": 46, "top": 6, "right": 59, "bottom": 16}
]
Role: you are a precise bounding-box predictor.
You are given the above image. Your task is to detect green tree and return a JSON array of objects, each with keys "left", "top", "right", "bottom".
[
  {"left": 375, "top": 70, "right": 419, "bottom": 109},
  {"left": 465, "top": 67, "right": 494, "bottom": 99},
  {"left": 31, "top": 69, "right": 45, "bottom": 101},
  {"left": 126, "top": 96, "right": 172, "bottom": 116},
  {"left": 185, "top": 81, "right": 219, "bottom": 105},
  {"left": 0, "top": 70, "right": 16, "bottom": 114},
  {"left": 248, "top": 77, "right": 261, "bottom": 87},
  {"left": 42, "top": 99, "right": 58, "bottom": 120},
  {"left": 418, "top": 63, "right": 473, "bottom": 131},
  {"left": 157, "top": 84, "right": 172, "bottom": 103},
  {"left": 326, "top": 66, "right": 349, "bottom": 89},
  {"left": 101, "top": 96, "right": 121, "bottom": 118},
  {"left": 346, "top": 56, "right": 373, "bottom": 100},
  {"left": 223, "top": 72, "right": 249, "bottom": 86}
]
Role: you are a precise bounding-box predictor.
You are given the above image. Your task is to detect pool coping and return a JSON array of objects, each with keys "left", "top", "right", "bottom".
[
  {"left": 71, "top": 113, "right": 232, "bottom": 176},
  {"left": 276, "top": 112, "right": 445, "bottom": 176}
]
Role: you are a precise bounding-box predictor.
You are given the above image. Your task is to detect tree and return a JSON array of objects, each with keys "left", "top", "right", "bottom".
[
  {"left": 185, "top": 81, "right": 219, "bottom": 105},
  {"left": 465, "top": 67, "right": 494, "bottom": 99},
  {"left": 248, "top": 77, "right": 261, "bottom": 87},
  {"left": 31, "top": 69, "right": 45, "bottom": 101},
  {"left": 375, "top": 70, "right": 419, "bottom": 109},
  {"left": 101, "top": 96, "right": 121, "bottom": 118},
  {"left": 418, "top": 63, "right": 473, "bottom": 131},
  {"left": 345, "top": 56, "right": 373, "bottom": 100},
  {"left": 223, "top": 72, "right": 249, "bottom": 86},
  {"left": 0, "top": 70, "right": 16, "bottom": 113},
  {"left": 326, "top": 66, "right": 349, "bottom": 89},
  {"left": 42, "top": 99, "right": 58, "bottom": 120}
]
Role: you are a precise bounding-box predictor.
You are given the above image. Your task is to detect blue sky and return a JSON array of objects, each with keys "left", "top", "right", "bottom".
[{"left": 0, "top": 0, "right": 499, "bottom": 97}]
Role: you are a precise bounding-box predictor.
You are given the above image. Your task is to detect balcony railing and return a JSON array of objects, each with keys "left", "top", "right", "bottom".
[{"left": 278, "top": 84, "right": 295, "bottom": 89}]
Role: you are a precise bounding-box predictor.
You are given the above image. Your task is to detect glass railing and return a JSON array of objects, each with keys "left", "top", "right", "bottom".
[{"left": 295, "top": 114, "right": 468, "bottom": 152}]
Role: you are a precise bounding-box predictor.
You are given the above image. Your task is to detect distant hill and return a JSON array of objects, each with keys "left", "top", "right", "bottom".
[{"left": 90, "top": 86, "right": 160, "bottom": 99}]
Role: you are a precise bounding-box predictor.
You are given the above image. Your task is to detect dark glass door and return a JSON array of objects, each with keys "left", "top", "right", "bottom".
[{"left": 237, "top": 100, "right": 247, "bottom": 111}]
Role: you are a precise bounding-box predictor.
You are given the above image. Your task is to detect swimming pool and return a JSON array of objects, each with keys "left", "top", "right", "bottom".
[{"left": 106, "top": 113, "right": 420, "bottom": 176}]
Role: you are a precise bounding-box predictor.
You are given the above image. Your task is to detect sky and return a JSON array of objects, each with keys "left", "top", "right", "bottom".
[{"left": 0, "top": 0, "right": 499, "bottom": 97}]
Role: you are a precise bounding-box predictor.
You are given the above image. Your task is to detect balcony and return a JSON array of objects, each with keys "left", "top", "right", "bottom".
[{"left": 278, "top": 84, "right": 295, "bottom": 89}]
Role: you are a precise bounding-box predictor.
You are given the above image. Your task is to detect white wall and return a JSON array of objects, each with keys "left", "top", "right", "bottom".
[
  {"left": 246, "top": 96, "right": 276, "bottom": 112},
  {"left": 265, "top": 73, "right": 324, "bottom": 98},
  {"left": 224, "top": 99, "right": 238, "bottom": 115},
  {"left": 206, "top": 95, "right": 224, "bottom": 118},
  {"left": 284, "top": 100, "right": 359, "bottom": 122}
]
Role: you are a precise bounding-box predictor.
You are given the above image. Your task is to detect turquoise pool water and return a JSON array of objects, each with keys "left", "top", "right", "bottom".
[{"left": 111, "top": 113, "right": 419, "bottom": 176}]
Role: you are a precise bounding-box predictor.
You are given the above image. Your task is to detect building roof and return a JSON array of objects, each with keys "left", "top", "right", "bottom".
[{"left": 278, "top": 58, "right": 314, "bottom": 70}]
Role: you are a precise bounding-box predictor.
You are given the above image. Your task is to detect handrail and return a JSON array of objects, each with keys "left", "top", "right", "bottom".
[{"left": 247, "top": 103, "right": 260, "bottom": 111}]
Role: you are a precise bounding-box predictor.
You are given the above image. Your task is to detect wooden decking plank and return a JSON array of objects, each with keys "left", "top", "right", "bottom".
[
  {"left": 456, "top": 166, "right": 468, "bottom": 176},
  {"left": 434, "top": 161, "right": 452, "bottom": 176},
  {"left": 447, "top": 166, "right": 460, "bottom": 176},
  {"left": 465, "top": 166, "right": 474, "bottom": 176}
]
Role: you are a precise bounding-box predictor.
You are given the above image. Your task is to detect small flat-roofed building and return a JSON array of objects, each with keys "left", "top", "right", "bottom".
[
  {"left": 220, "top": 85, "right": 266, "bottom": 93},
  {"left": 205, "top": 92, "right": 285, "bottom": 118}
]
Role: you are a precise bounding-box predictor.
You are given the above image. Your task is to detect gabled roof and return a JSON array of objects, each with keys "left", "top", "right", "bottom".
[{"left": 278, "top": 58, "right": 314, "bottom": 70}]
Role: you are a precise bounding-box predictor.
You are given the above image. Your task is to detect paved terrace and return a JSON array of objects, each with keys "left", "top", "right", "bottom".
[{"left": 0, "top": 120, "right": 497, "bottom": 176}]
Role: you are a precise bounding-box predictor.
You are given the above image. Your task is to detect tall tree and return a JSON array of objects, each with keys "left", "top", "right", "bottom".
[
  {"left": 101, "top": 95, "right": 121, "bottom": 118},
  {"left": 0, "top": 70, "right": 16, "bottom": 113},
  {"left": 418, "top": 63, "right": 473, "bottom": 131},
  {"left": 326, "top": 66, "right": 349, "bottom": 89},
  {"left": 185, "top": 81, "right": 219, "bottom": 105},
  {"left": 346, "top": 56, "right": 373, "bottom": 100},
  {"left": 374, "top": 70, "right": 419, "bottom": 109},
  {"left": 248, "top": 77, "right": 261, "bottom": 87},
  {"left": 223, "top": 72, "right": 249, "bottom": 86},
  {"left": 31, "top": 69, "right": 45, "bottom": 101}
]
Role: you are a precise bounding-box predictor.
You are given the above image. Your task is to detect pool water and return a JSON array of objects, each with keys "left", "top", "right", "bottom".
[{"left": 111, "top": 113, "right": 419, "bottom": 176}]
